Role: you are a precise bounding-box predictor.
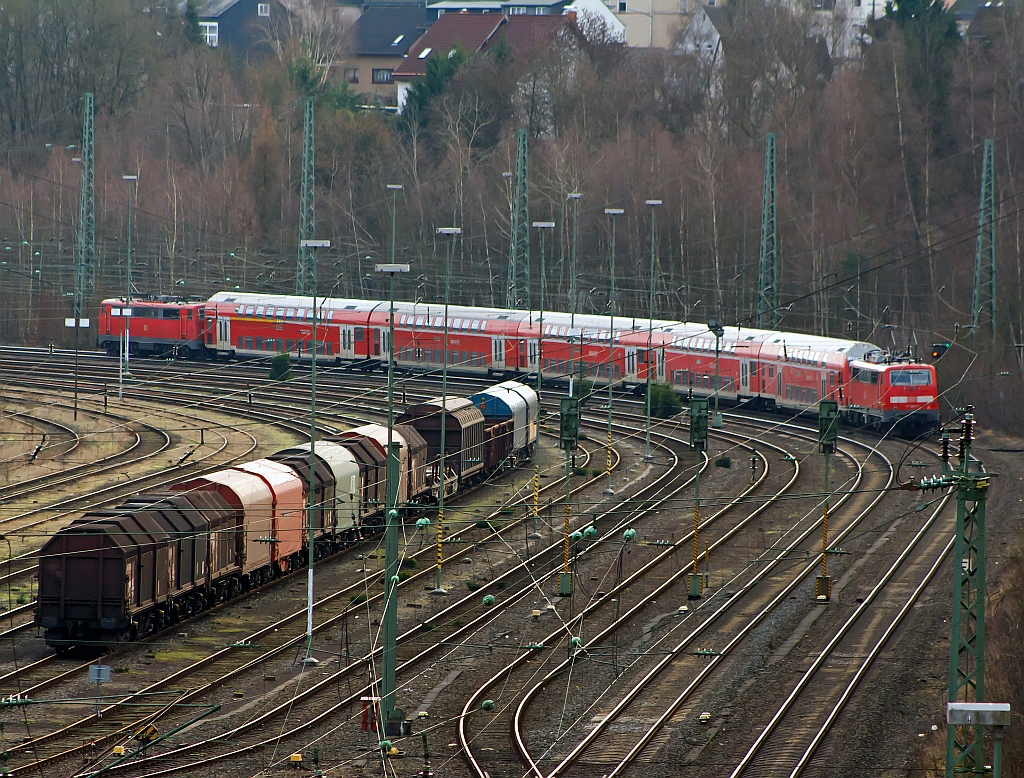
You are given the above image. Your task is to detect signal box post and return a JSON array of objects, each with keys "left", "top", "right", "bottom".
[
  {"left": 559, "top": 396, "right": 580, "bottom": 596},
  {"left": 689, "top": 398, "right": 708, "bottom": 599},
  {"left": 817, "top": 400, "right": 839, "bottom": 600}
]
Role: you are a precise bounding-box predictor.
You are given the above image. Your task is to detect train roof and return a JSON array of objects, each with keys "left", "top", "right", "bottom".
[{"left": 204, "top": 291, "right": 886, "bottom": 359}]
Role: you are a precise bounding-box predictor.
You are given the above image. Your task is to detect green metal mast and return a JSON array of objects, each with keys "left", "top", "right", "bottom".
[
  {"left": 971, "top": 139, "right": 996, "bottom": 343},
  {"left": 507, "top": 130, "right": 530, "bottom": 310},
  {"left": 296, "top": 97, "right": 315, "bottom": 295},
  {"left": 73, "top": 93, "right": 95, "bottom": 421},
  {"left": 75, "top": 93, "right": 95, "bottom": 327},
  {"left": 757, "top": 133, "right": 778, "bottom": 329},
  {"left": 945, "top": 412, "right": 990, "bottom": 778}
]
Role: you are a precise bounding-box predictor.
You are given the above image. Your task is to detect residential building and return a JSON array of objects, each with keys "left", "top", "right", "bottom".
[
  {"left": 614, "top": 0, "right": 694, "bottom": 47},
  {"left": 338, "top": 6, "right": 428, "bottom": 102},
  {"left": 393, "top": 13, "right": 508, "bottom": 109},
  {"left": 197, "top": 0, "right": 284, "bottom": 58},
  {"left": 427, "top": 0, "right": 571, "bottom": 21}
]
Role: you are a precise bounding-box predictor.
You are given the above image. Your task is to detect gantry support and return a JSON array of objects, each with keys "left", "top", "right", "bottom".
[
  {"left": 75, "top": 93, "right": 95, "bottom": 318},
  {"left": 757, "top": 133, "right": 778, "bottom": 329},
  {"left": 972, "top": 139, "right": 996, "bottom": 343},
  {"left": 507, "top": 129, "right": 530, "bottom": 310},
  {"left": 296, "top": 97, "right": 315, "bottom": 295}
]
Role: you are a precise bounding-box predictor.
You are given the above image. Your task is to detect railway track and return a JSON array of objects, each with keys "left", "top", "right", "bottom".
[{"left": 0, "top": 348, "right": 954, "bottom": 778}]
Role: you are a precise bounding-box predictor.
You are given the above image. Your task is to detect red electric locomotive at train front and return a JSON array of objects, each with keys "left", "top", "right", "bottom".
[
  {"left": 97, "top": 297, "right": 207, "bottom": 358},
  {"left": 196, "top": 291, "right": 939, "bottom": 432}
]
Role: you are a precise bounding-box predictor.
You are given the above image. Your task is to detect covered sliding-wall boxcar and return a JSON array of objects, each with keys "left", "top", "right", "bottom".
[
  {"left": 37, "top": 491, "right": 236, "bottom": 645},
  {"left": 470, "top": 380, "right": 537, "bottom": 462},
  {"left": 397, "top": 397, "right": 485, "bottom": 490}
]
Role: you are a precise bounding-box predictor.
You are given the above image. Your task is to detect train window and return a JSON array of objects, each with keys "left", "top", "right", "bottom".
[
  {"left": 296, "top": 308, "right": 306, "bottom": 321},
  {"left": 454, "top": 319, "right": 462, "bottom": 329},
  {"left": 434, "top": 317, "right": 443, "bottom": 329},
  {"left": 415, "top": 316, "right": 424, "bottom": 327},
  {"left": 307, "top": 310, "right": 315, "bottom": 321},
  {"left": 768, "top": 365, "right": 775, "bottom": 378},
  {"left": 245, "top": 336, "right": 253, "bottom": 349},
  {"left": 462, "top": 320, "right": 469, "bottom": 331},
  {"left": 830, "top": 372, "right": 835, "bottom": 386},
  {"left": 277, "top": 308, "right": 285, "bottom": 318},
  {"left": 355, "top": 328, "right": 363, "bottom": 342},
  {"left": 326, "top": 342, "right": 333, "bottom": 355},
  {"left": 471, "top": 352, "right": 478, "bottom": 366},
  {"left": 890, "top": 369, "right": 931, "bottom": 386},
  {"left": 255, "top": 337, "right": 263, "bottom": 350},
  {"left": 245, "top": 306, "right": 255, "bottom": 316},
  {"left": 286, "top": 339, "right": 294, "bottom": 351},
  {"left": 256, "top": 306, "right": 265, "bottom": 316},
  {"left": 236, "top": 305, "right": 244, "bottom": 313},
  {"left": 480, "top": 321, "right": 487, "bottom": 332},
  {"left": 471, "top": 320, "right": 479, "bottom": 332}
]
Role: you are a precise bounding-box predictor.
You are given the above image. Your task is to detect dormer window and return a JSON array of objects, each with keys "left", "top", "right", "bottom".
[{"left": 257, "top": 3, "right": 270, "bottom": 16}]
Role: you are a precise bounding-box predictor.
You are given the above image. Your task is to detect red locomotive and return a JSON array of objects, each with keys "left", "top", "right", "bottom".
[{"left": 97, "top": 296, "right": 207, "bottom": 358}]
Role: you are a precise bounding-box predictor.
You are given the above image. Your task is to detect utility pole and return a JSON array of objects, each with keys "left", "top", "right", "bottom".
[
  {"left": 71, "top": 93, "right": 95, "bottom": 422},
  {"left": 816, "top": 399, "right": 838, "bottom": 601},
  {"left": 688, "top": 398, "right": 708, "bottom": 599},
  {"left": 300, "top": 239, "right": 330, "bottom": 663},
  {"left": 913, "top": 411, "right": 994, "bottom": 778},
  {"left": 972, "top": 139, "right": 996, "bottom": 344},
  {"left": 378, "top": 188, "right": 409, "bottom": 735},
  {"left": 559, "top": 395, "right": 580, "bottom": 596},
  {"left": 533, "top": 221, "right": 555, "bottom": 534},
  {"left": 568, "top": 192, "right": 582, "bottom": 317},
  {"left": 758, "top": 133, "right": 778, "bottom": 329},
  {"left": 604, "top": 208, "right": 623, "bottom": 496},
  {"left": 296, "top": 97, "right": 315, "bottom": 295},
  {"left": 120, "top": 174, "right": 138, "bottom": 399},
  {"left": 644, "top": 200, "right": 662, "bottom": 461},
  {"left": 709, "top": 319, "right": 724, "bottom": 428},
  {"left": 434, "top": 227, "right": 461, "bottom": 594},
  {"left": 507, "top": 130, "right": 530, "bottom": 310}
]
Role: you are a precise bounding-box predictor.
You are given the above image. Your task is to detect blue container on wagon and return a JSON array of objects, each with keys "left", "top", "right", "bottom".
[{"left": 470, "top": 380, "right": 538, "bottom": 461}]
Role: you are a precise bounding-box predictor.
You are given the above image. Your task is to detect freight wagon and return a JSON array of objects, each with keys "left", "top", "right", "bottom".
[{"left": 36, "top": 381, "right": 538, "bottom": 648}]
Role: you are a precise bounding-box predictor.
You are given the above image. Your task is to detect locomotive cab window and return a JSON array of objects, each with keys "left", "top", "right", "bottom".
[{"left": 889, "top": 369, "right": 931, "bottom": 386}]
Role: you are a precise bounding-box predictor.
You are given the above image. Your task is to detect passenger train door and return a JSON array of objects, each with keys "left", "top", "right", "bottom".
[
  {"left": 657, "top": 348, "right": 666, "bottom": 382},
  {"left": 625, "top": 348, "right": 638, "bottom": 381},
  {"left": 527, "top": 339, "right": 539, "bottom": 371},
  {"left": 740, "top": 360, "right": 750, "bottom": 393},
  {"left": 338, "top": 326, "right": 355, "bottom": 359},
  {"left": 491, "top": 336, "right": 505, "bottom": 369},
  {"left": 377, "top": 327, "right": 390, "bottom": 361},
  {"left": 216, "top": 317, "right": 231, "bottom": 351}
]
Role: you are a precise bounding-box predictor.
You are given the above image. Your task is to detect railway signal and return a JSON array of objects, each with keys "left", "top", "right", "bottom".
[
  {"left": 931, "top": 342, "right": 951, "bottom": 359},
  {"left": 689, "top": 398, "right": 708, "bottom": 599},
  {"left": 817, "top": 399, "right": 838, "bottom": 601},
  {"left": 559, "top": 397, "right": 579, "bottom": 597}
]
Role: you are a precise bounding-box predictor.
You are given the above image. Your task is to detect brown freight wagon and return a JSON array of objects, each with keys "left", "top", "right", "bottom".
[
  {"left": 36, "top": 491, "right": 235, "bottom": 645},
  {"left": 482, "top": 419, "right": 514, "bottom": 474},
  {"left": 397, "top": 397, "right": 486, "bottom": 490}
]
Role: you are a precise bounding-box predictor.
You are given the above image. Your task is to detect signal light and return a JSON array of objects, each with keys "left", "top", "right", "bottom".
[{"left": 930, "top": 343, "right": 950, "bottom": 359}]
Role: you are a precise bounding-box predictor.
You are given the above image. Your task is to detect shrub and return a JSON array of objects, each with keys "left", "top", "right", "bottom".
[
  {"left": 269, "top": 352, "right": 293, "bottom": 381},
  {"left": 715, "top": 456, "right": 732, "bottom": 468},
  {"left": 648, "top": 384, "right": 682, "bottom": 419}
]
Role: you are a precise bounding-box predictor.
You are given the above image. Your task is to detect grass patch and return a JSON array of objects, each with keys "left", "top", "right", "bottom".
[
  {"left": 350, "top": 593, "right": 367, "bottom": 604},
  {"left": 714, "top": 456, "right": 732, "bottom": 468},
  {"left": 465, "top": 580, "right": 481, "bottom": 592},
  {"left": 400, "top": 558, "right": 417, "bottom": 570}
]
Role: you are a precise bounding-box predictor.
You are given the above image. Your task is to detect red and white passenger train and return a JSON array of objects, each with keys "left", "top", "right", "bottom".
[{"left": 98, "top": 292, "right": 940, "bottom": 432}]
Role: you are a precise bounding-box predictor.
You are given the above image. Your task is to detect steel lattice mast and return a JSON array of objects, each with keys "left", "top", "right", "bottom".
[
  {"left": 972, "top": 139, "right": 996, "bottom": 342},
  {"left": 507, "top": 129, "right": 530, "bottom": 309},
  {"left": 75, "top": 93, "right": 95, "bottom": 322},
  {"left": 757, "top": 133, "right": 778, "bottom": 329},
  {"left": 296, "top": 97, "right": 315, "bottom": 295}
]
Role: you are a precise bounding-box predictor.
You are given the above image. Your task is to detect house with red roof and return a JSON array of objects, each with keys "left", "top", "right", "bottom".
[{"left": 393, "top": 12, "right": 585, "bottom": 113}]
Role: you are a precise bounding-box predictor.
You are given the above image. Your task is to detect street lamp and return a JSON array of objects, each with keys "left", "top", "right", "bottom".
[
  {"left": 120, "top": 175, "right": 138, "bottom": 399},
  {"left": 434, "top": 227, "right": 461, "bottom": 594},
  {"left": 299, "top": 238, "right": 330, "bottom": 663},
  {"left": 603, "top": 208, "right": 623, "bottom": 495},
  {"left": 708, "top": 319, "right": 725, "bottom": 428},
  {"left": 644, "top": 199, "right": 662, "bottom": 461},
  {"left": 532, "top": 221, "right": 555, "bottom": 538}
]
